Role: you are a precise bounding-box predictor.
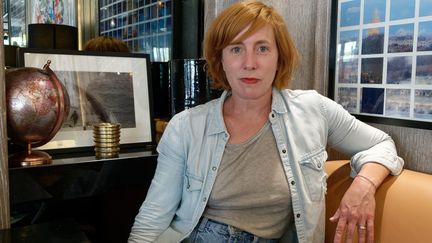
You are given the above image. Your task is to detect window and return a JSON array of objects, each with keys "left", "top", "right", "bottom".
[
  {"left": 3, "top": 0, "right": 26, "bottom": 46},
  {"left": 99, "top": 0, "right": 172, "bottom": 61}
]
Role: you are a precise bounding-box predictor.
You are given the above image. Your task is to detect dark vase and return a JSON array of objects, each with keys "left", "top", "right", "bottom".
[
  {"left": 151, "top": 62, "right": 171, "bottom": 119},
  {"left": 169, "top": 59, "right": 222, "bottom": 117}
]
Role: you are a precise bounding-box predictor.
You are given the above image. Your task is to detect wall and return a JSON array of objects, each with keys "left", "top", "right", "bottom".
[
  {"left": 0, "top": 0, "right": 11, "bottom": 229},
  {"left": 204, "top": 1, "right": 432, "bottom": 174},
  {"left": 370, "top": 123, "right": 432, "bottom": 173}
]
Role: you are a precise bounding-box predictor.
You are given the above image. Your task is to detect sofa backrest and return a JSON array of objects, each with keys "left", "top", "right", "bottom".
[{"left": 325, "top": 160, "right": 432, "bottom": 243}]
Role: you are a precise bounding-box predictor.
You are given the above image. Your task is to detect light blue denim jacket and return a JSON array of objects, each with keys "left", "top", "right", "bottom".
[{"left": 129, "top": 89, "right": 404, "bottom": 243}]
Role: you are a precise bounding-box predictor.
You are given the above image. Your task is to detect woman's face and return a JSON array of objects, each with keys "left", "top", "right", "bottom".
[{"left": 221, "top": 24, "right": 279, "bottom": 101}]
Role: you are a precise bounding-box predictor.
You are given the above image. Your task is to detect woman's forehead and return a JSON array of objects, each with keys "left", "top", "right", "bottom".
[{"left": 229, "top": 23, "right": 274, "bottom": 44}]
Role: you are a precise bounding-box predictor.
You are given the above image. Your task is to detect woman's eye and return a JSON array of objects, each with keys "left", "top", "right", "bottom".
[
  {"left": 258, "top": 46, "right": 270, "bottom": 53},
  {"left": 230, "top": 46, "right": 242, "bottom": 54}
]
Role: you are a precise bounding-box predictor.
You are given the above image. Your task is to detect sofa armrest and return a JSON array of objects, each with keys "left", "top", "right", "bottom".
[{"left": 325, "top": 160, "right": 432, "bottom": 243}]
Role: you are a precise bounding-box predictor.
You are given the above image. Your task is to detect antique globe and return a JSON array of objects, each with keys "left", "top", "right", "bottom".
[{"left": 6, "top": 60, "right": 70, "bottom": 167}]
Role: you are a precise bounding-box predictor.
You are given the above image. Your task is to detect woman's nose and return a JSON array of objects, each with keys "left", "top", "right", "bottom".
[{"left": 243, "top": 51, "right": 257, "bottom": 70}]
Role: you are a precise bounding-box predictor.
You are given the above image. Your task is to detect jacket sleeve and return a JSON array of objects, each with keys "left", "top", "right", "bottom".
[
  {"left": 321, "top": 95, "right": 404, "bottom": 176},
  {"left": 128, "top": 114, "right": 186, "bottom": 242}
]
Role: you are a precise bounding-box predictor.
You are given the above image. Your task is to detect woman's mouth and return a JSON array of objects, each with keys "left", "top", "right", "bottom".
[{"left": 240, "top": 77, "right": 259, "bottom": 84}]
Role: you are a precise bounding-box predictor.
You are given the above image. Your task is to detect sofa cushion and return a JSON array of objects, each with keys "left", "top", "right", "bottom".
[{"left": 325, "top": 160, "right": 432, "bottom": 243}]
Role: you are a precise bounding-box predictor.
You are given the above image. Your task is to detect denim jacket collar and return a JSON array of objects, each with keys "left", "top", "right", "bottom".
[
  {"left": 207, "top": 91, "right": 228, "bottom": 136},
  {"left": 271, "top": 88, "right": 288, "bottom": 114},
  {"left": 207, "top": 88, "right": 288, "bottom": 137}
]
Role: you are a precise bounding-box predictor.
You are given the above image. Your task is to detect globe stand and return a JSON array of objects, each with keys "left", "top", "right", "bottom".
[
  {"left": 6, "top": 61, "right": 69, "bottom": 168},
  {"left": 9, "top": 143, "right": 52, "bottom": 167}
]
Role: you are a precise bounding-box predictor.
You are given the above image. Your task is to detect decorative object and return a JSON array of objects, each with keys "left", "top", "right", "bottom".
[
  {"left": 169, "top": 59, "right": 222, "bottom": 116},
  {"left": 18, "top": 49, "right": 154, "bottom": 151},
  {"left": 28, "top": 24, "right": 78, "bottom": 50},
  {"left": 151, "top": 62, "right": 170, "bottom": 119},
  {"left": 330, "top": 0, "right": 432, "bottom": 129},
  {"left": 6, "top": 60, "right": 70, "bottom": 166},
  {"left": 93, "top": 123, "right": 121, "bottom": 159}
]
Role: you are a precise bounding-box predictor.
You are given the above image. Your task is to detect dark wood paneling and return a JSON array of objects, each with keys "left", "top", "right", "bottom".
[{"left": 0, "top": 0, "right": 11, "bottom": 229}]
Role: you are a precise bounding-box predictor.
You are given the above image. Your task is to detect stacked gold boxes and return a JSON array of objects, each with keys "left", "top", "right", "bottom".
[{"left": 93, "top": 123, "right": 121, "bottom": 159}]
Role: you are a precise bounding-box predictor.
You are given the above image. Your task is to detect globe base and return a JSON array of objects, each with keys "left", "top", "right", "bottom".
[{"left": 9, "top": 150, "right": 52, "bottom": 167}]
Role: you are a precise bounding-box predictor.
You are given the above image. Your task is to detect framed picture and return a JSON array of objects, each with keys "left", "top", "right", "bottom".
[
  {"left": 18, "top": 48, "right": 155, "bottom": 151},
  {"left": 29, "top": 0, "right": 76, "bottom": 26},
  {"left": 330, "top": 0, "right": 432, "bottom": 129}
]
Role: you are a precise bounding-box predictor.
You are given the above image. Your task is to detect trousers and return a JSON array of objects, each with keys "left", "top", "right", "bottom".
[{"left": 183, "top": 217, "right": 279, "bottom": 243}]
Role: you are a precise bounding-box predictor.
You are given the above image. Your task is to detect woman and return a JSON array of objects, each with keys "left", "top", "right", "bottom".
[{"left": 129, "top": 1, "right": 404, "bottom": 243}]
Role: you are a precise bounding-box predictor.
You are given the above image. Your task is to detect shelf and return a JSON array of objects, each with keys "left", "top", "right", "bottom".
[{"left": 9, "top": 147, "right": 158, "bottom": 171}]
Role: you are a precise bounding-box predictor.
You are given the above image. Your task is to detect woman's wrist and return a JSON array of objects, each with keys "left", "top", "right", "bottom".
[{"left": 356, "top": 174, "right": 378, "bottom": 190}]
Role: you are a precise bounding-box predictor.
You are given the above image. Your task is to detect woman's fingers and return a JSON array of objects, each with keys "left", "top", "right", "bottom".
[
  {"left": 332, "top": 176, "right": 377, "bottom": 243},
  {"left": 345, "top": 221, "right": 358, "bottom": 243},
  {"left": 333, "top": 217, "right": 371, "bottom": 243},
  {"left": 329, "top": 208, "right": 340, "bottom": 222},
  {"left": 366, "top": 219, "right": 375, "bottom": 243},
  {"left": 333, "top": 214, "right": 347, "bottom": 243},
  {"left": 357, "top": 220, "right": 367, "bottom": 243}
]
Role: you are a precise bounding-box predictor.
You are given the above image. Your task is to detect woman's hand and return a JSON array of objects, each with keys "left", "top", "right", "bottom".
[{"left": 329, "top": 175, "right": 377, "bottom": 243}]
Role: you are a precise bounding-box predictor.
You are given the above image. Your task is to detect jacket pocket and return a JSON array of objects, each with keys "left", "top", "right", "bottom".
[
  {"left": 185, "top": 172, "right": 204, "bottom": 192},
  {"left": 299, "top": 149, "right": 328, "bottom": 202},
  {"left": 177, "top": 172, "right": 204, "bottom": 221}
]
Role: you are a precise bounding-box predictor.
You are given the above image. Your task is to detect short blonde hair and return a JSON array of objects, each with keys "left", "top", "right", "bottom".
[
  {"left": 84, "top": 36, "right": 130, "bottom": 53},
  {"left": 203, "top": 0, "right": 299, "bottom": 90}
]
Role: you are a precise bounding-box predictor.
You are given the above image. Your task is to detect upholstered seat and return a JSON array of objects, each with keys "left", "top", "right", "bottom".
[{"left": 325, "top": 160, "right": 432, "bottom": 243}]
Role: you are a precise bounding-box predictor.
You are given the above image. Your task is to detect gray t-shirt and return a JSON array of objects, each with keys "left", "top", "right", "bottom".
[{"left": 204, "top": 121, "right": 293, "bottom": 239}]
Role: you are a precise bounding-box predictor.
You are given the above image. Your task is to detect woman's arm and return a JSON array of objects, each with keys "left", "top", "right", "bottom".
[
  {"left": 321, "top": 95, "right": 404, "bottom": 243},
  {"left": 322, "top": 95, "right": 404, "bottom": 175},
  {"left": 128, "top": 116, "right": 186, "bottom": 242}
]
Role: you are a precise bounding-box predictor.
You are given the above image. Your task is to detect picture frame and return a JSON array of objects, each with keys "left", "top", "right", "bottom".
[
  {"left": 329, "top": 0, "right": 432, "bottom": 130},
  {"left": 17, "top": 48, "right": 155, "bottom": 152},
  {"left": 29, "top": 0, "right": 76, "bottom": 26}
]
